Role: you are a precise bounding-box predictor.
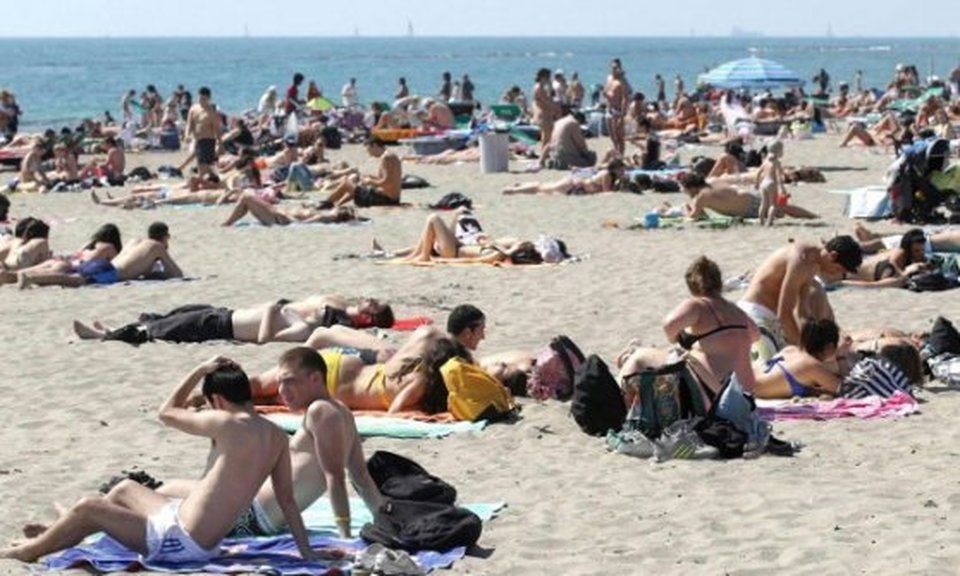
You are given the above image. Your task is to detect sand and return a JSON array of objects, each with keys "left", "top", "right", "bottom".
[{"left": 1, "top": 134, "right": 958, "bottom": 575}]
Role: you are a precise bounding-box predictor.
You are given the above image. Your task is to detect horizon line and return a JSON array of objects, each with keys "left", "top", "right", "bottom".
[{"left": 0, "top": 34, "right": 958, "bottom": 40}]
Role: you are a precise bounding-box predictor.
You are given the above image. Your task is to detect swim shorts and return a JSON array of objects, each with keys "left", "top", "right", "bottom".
[
  {"left": 145, "top": 499, "right": 219, "bottom": 564},
  {"left": 354, "top": 186, "right": 399, "bottom": 207},
  {"left": 195, "top": 138, "right": 217, "bottom": 166}
]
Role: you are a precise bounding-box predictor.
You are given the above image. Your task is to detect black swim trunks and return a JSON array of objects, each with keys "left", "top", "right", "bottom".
[
  {"left": 196, "top": 138, "right": 218, "bottom": 166},
  {"left": 104, "top": 305, "right": 234, "bottom": 345},
  {"left": 354, "top": 185, "right": 399, "bottom": 207}
]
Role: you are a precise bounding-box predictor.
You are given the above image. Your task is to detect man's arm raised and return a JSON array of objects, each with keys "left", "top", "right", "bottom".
[
  {"left": 307, "top": 403, "right": 352, "bottom": 538},
  {"left": 158, "top": 356, "right": 231, "bottom": 437}
]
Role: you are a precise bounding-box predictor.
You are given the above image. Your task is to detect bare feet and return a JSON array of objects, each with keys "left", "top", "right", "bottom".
[
  {"left": 852, "top": 221, "right": 874, "bottom": 242},
  {"left": 73, "top": 320, "right": 105, "bottom": 340},
  {"left": 90, "top": 190, "right": 101, "bottom": 204}
]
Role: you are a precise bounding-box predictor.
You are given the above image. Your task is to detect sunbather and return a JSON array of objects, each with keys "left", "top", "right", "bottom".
[
  {"left": 221, "top": 192, "right": 360, "bottom": 226},
  {"left": 0, "top": 357, "right": 317, "bottom": 563},
  {"left": 0, "top": 217, "right": 51, "bottom": 271},
  {"left": 678, "top": 173, "right": 818, "bottom": 221},
  {"left": 854, "top": 222, "right": 960, "bottom": 254},
  {"left": 73, "top": 295, "right": 394, "bottom": 345},
  {"left": 321, "top": 136, "right": 402, "bottom": 208},
  {"left": 753, "top": 318, "right": 844, "bottom": 399},
  {"left": 8, "top": 223, "right": 122, "bottom": 288},
  {"left": 820, "top": 228, "right": 932, "bottom": 288},
  {"left": 502, "top": 159, "right": 626, "bottom": 195}
]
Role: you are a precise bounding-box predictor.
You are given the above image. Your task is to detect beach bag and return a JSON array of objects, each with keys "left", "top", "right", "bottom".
[
  {"left": 428, "top": 192, "right": 472, "bottom": 210},
  {"left": 926, "top": 316, "right": 960, "bottom": 357},
  {"left": 322, "top": 126, "right": 342, "bottom": 150},
  {"left": 402, "top": 174, "right": 432, "bottom": 189},
  {"left": 841, "top": 357, "right": 913, "bottom": 399},
  {"left": 650, "top": 177, "right": 680, "bottom": 193},
  {"left": 906, "top": 271, "right": 959, "bottom": 292},
  {"left": 367, "top": 451, "right": 456, "bottom": 505},
  {"left": 533, "top": 235, "right": 569, "bottom": 264},
  {"left": 693, "top": 417, "right": 747, "bottom": 459},
  {"left": 622, "top": 362, "right": 709, "bottom": 440},
  {"left": 527, "top": 335, "right": 586, "bottom": 400},
  {"left": 360, "top": 499, "right": 482, "bottom": 552},
  {"left": 570, "top": 355, "right": 626, "bottom": 436},
  {"left": 441, "top": 358, "right": 516, "bottom": 422}
]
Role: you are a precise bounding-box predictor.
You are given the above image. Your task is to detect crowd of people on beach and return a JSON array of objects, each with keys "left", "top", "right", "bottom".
[{"left": 1, "top": 56, "right": 960, "bottom": 569}]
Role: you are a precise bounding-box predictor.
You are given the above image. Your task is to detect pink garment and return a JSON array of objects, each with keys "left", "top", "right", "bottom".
[
  {"left": 255, "top": 188, "right": 280, "bottom": 204},
  {"left": 757, "top": 391, "right": 918, "bottom": 421}
]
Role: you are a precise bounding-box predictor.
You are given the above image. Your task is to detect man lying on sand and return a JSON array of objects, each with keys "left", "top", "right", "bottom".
[
  {"left": 674, "top": 173, "right": 818, "bottom": 222},
  {"left": 820, "top": 228, "right": 933, "bottom": 288},
  {"left": 74, "top": 295, "right": 394, "bottom": 345},
  {"left": 320, "top": 136, "right": 402, "bottom": 208},
  {"left": 158, "top": 348, "right": 383, "bottom": 540},
  {"left": 501, "top": 159, "right": 626, "bottom": 195},
  {"left": 0, "top": 357, "right": 317, "bottom": 563},
  {"left": 738, "top": 236, "right": 862, "bottom": 361},
  {"left": 221, "top": 192, "right": 360, "bottom": 227}
]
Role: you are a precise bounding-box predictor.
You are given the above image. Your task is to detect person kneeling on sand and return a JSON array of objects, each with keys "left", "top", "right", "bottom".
[
  {"left": 677, "top": 173, "right": 818, "bottom": 222},
  {"left": 73, "top": 295, "right": 394, "bottom": 345},
  {"left": 738, "top": 236, "right": 862, "bottom": 362},
  {"left": 320, "top": 136, "right": 402, "bottom": 208},
  {"left": 0, "top": 357, "right": 317, "bottom": 563},
  {"left": 159, "top": 348, "right": 384, "bottom": 540}
]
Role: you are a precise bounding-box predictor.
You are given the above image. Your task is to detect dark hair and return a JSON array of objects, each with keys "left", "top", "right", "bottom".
[
  {"left": 685, "top": 256, "right": 722, "bottom": 297},
  {"left": 198, "top": 86, "right": 211, "bottom": 98},
  {"left": 371, "top": 304, "right": 395, "bottom": 329},
  {"left": 278, "top": 346, "right": 328, "bottom": 377},
  {"left": 293, "top": 73, "right": 304, "bottom": 84},
  {"left": 571, "top": 111, "right": 586, "bottom": 124},
  {"left": 536, "top": 68, "right": 551, "bottom": 81},
  {"left": 500, "top": 368, "right": 529, "bottom": 397},
  {"left": 800, "top": 319, "right": 840, "bottom": 358},
  {"left": 420, "top": 338, "right": 470, "bottom": 414},
  {"left": 724, "top": 140, "right": 744, "bottom": 158},
  {"left": 680, "top": 172, "right": 708, "bottom": 191},
  {"left": 878, "top": 343, "right": 923, "bottom": 386},
  {"left": 825, "top": 235, "right": 863, "bottom": 273},
  {"left": 0, "top": 193, "right": 9, "bottom": 221},
  {"left": 13, "top": 217, "right": 36, "bottom": 237},
  {"left": 148, "top": 221, "right": 169, "bottom": 241},
  {"left": 447, "top": 304, "right": 485, "bottom": 336},
  {"left": 364, "top": 135, "right": 386, "bottom": 148},
  {"left": 23, "top": 218, "right": 50, "bottom": 241},
  {"left": 202, "top": 366, "right": 252, "bottom": 405},
  {"left": 86, "top": 223, "right": 122, "bottom": 253},
  {"left": 103, "top": 136, "right": 117, "bottom": 147},
  {"left": 899, "top": 228, "right": 926, "bottom": 263}
]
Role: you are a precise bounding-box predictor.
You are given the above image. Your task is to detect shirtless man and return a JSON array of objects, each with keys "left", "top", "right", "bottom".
[
  {"left": 14, "top": 139, "right": 51, "bottom": 193},
  {"left": 422, "top": 99, "right": 454, "bottom": 130},
  {"left": 678, "top": 173, "right": 818, "bottom": 221},
  {"left": 0, "top": 357, "right": 316, "bottom": 563},
  {"left": 252, "top": 324, "right": 453, "bottom": 413},
  {"left": 322, "top": 137, "right": 402, "bottom": 207},
  {"left": 185, "top": 87, "right": 221, "bottom": 178},
  {"left": 739, "top": 237, "right": 862, "bottom": 362},
  {"left": 604, "top": 64, "right": 628, "bottom": 156},
  {"left": 533, "top": 68, "right": 560, "bottom": 154},
  {"left": 73, "top": 295, "right": 395, "bottom": 345},
  {"left": 228, "top": 347, "right": 383, "bottom": 539},
  {"left": 447, "top": 304, "right": 486, "bottom": 353},
  {"left": 544, "top": 111, "right": 596, "bottom": 169},
  {"left": 821, "top": 228, "right": 931, "bottom": 288},
  {"left": 112, "top": 222, "right": 184, "bottom": 282}
]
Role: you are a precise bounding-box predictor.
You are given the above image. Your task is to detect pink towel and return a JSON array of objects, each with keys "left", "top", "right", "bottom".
[{"left": 757, "top": 391, "right": 918, "bottom": 421}]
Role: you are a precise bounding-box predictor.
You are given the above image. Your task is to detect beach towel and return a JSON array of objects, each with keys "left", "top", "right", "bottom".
[
  {"left": 89, "top": 276, "right": 207, "bottom": 289},
  {"left": 831, "top": 186, "right": 892, "bottom": 219},
  {"left": 392, "top": 316, "right": 434, "bottom": 331},
  {"left": 262, "top": 411, "right": 487, "bottom": 439},
  {"left": 233, "top": 219, "right": 371, "bottom": 229},
  {"left": 755, "top": 391, "right": 918, "bottom": 421},
  {"left": 43, "top": 500, "right": 506, "bottom": 574}
]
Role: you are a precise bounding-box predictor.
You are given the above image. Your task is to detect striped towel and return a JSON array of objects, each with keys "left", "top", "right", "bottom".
[{"left": 841, "top": 357, "right": 913, "bottom": 399}]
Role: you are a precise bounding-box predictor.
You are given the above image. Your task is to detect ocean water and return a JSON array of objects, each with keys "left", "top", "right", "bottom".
[{"left": 2, "top": 37, "right": 959, "bottom": 130}]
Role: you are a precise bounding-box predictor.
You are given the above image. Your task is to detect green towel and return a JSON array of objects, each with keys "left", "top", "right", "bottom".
[
  {"left": 265, "top": 412, "right": 487, "bottom": 439},
  {"left": 303, "top": 497, "right": 506, "bottom": 533}
]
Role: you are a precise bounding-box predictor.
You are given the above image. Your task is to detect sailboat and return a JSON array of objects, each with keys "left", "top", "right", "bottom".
[{"left": 407, "top": 20, "right": 415, "bottom": 37}]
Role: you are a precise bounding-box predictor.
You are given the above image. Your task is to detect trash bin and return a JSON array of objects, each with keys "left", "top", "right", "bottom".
[{"left": 479, "top": 132, "right": 509, "bottom": 174}]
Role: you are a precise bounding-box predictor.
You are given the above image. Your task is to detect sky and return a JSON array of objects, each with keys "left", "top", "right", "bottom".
[{"left": 2, "top": 0, "right": 958, "bottom": 38}]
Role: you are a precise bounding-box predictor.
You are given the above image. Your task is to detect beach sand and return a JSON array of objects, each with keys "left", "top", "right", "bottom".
[{"left": 1, "top": 134, "right": 958, "bottom": 575}]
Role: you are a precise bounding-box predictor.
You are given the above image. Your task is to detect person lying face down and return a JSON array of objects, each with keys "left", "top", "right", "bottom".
[{"left": 73, "top": 295, "right": 395, "bottom": 345}]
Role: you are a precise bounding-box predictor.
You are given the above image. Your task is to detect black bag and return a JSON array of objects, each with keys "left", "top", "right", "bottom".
[
  {"left": 650, "top": 177, "right": 680, "bottom": 193},
  {"left": 402, "top": 174, "right": 432, "bottom": 189},
  {"left": 570, "top": 355, "right": 626, "bottom": 436},
  {"left": 428, "top": 192, "right": 473, "bottom": 210},
  {"left": 366, "top": 451, "right": 457, "bottom": 505},
  {"left": 693, "top": 417, "right": 747, "bottom": 459},
  {"left": 906, "top": 271, "right": 959, "bottom": 292},
  {"left": 322, "top": 126, "right": 342, "bottom": 150},
  {"left": 360, "top": 499, "right": 482, "bottom": 552},
  {"left": 928, "top": 316, "right": 960, "bottom": 356}
]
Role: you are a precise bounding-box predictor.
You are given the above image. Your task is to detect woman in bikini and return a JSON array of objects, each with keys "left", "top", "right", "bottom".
[
  {"left": 752, "top": 318, "right": 844, "bottom": 399},
  {"left": 0, "top": 217, "right": 51, "bottom": 272},
  {"left": 501, "top": 159, "right": 626, "bottom": 196},
  {"left": 4, "top": 223, "right": 122, "bottom": 287}
]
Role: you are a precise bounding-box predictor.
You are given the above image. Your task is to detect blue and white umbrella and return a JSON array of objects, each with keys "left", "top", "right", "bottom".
[{"left": 699, "top": 57, "right": 804, "bottom": 90}]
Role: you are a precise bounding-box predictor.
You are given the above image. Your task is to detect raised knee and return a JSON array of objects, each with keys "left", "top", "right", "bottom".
[
  {"left": 73, "top": 495, "right": 104, "bottom": 516},
  {"left": 105, "top": 479, "right": 138, "bottom": 502}
]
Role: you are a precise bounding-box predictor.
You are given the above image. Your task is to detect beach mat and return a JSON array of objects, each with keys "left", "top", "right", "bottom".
[
  {"left": 263, "top": 411, "right": 487, "bottom": 439},
  {"left": 391, "top": 316, "right": 434, "bottom": 331},
  {"left": 756, "top": 391, "right": 918, "bottom": 421}
]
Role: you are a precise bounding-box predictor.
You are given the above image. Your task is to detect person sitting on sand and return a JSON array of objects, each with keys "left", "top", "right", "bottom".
[
  {"left": 49, "top": 142, "right": 80, "bottom": 185},
  {"left": 502, "top": 159, "right": 626, "bottom": 195},
  {"left": 617, "top": 256, "right": 774, "bottom": 450},
  {"left": 8, "top": 223, "right": 123, "bottom": 288},
  {"left": 706, "top": 140, "right": 746, "bottom": 179},
  {"left": 0, "top": 357, "right": 318, "bottom": 564},
  {"left": 10, "top": 139, "right": 51, "bottom": 193},
  {"left": 250, "top": 324, "right": 462, "bottom": 414},
  {"left": 320, "top": 136, "right": 402, "bottom": 208},
  {"left": 752, "top": 318, "right": 844, "bottom": 399},
  {"left": 738, "top": 236, "right": 862, "bottom": 362},
  {"left": 0, "top": 217, "right": 51, "bottom": 271},
  {"left": 676, "top": 173, "right": 818, "bottom": 221},
  {"left": 839, "top": 113, "right": 903, "bottom": 148},
  {"left": 542, "top": 111, "right": 596, "bottom": 169},
  {"left": 79, "top": 136, "right": 125, "bottom": 185},
  {"left": 420, "top": 98, "right": 455, "bottom": 130},
  {"left": 73, "top": 294, "right": 394, "bottom": 345}
]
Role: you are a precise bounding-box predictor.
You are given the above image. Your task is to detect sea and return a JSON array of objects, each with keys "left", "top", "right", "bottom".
[{"left": 2, "top": 36, "right": 959, "bottom": 131}]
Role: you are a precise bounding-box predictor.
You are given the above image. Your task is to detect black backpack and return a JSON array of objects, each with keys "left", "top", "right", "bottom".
[
  {"left": 569, "top": 355, "right": 627, "bottom": 436},
  {"left": 366, "top": 451, "right": 457, "bottom": 505},
  {"left": 927, "top": 316, "right": 960, "bottom": 356},
  {"left": 360, "top": 499, "right": 482, "bottom": 552},
  {"left": 322, "top": 126, "right": 342, "bottom": 150},
  {"left": 428, "top": 192, "right": 472, "bottom": 210},
  {"left": 906, "top": 271, "right": 959, "bottom": 292}
]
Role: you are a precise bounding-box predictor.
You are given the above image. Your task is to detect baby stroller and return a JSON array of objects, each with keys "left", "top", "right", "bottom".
[{"left": 886, "top": 138, "right": 951, "bottom": 223}]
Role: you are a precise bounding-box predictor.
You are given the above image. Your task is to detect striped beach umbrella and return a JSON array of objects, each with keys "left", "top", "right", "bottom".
[{"left": 699, "top": 57, "right": 804, "bottom": 90}]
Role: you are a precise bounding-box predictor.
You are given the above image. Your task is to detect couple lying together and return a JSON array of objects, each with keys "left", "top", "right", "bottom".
[
  {"left": 1, "top": 221, "right": 183, "bottom": 289},
  {"left": 0, "top": 348, "right": 389, "bottom": 564}
]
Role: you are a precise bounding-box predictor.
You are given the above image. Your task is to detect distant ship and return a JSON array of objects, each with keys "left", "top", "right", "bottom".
[{"left": 826, "top": 23, "right": 835, "bottom": 38}]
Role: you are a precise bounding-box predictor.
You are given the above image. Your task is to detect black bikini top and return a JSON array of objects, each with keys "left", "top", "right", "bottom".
[{"left": 677, "top": 300, "right": 748, "bottom": 351}]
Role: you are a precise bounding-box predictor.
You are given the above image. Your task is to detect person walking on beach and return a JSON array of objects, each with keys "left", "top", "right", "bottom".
[
  {"left": 341, "top": 78, "right": 358, "bottom": 108},
  {"left": 185, "top": 87, "right": 221, "bottom": 178},
  {"left": 533, "top": 68, "right": 561, "bottom": 154},
  {"left": 285, "top": 73, "right": 305, "bottom": 115},
  {"left": 605, "top": 63, "right": 628, "bottom": 156}
]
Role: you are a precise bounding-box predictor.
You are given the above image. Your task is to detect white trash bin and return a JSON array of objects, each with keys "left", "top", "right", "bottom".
[{"left": 479, "top": 132, "right": 510, "bottom": 174}]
